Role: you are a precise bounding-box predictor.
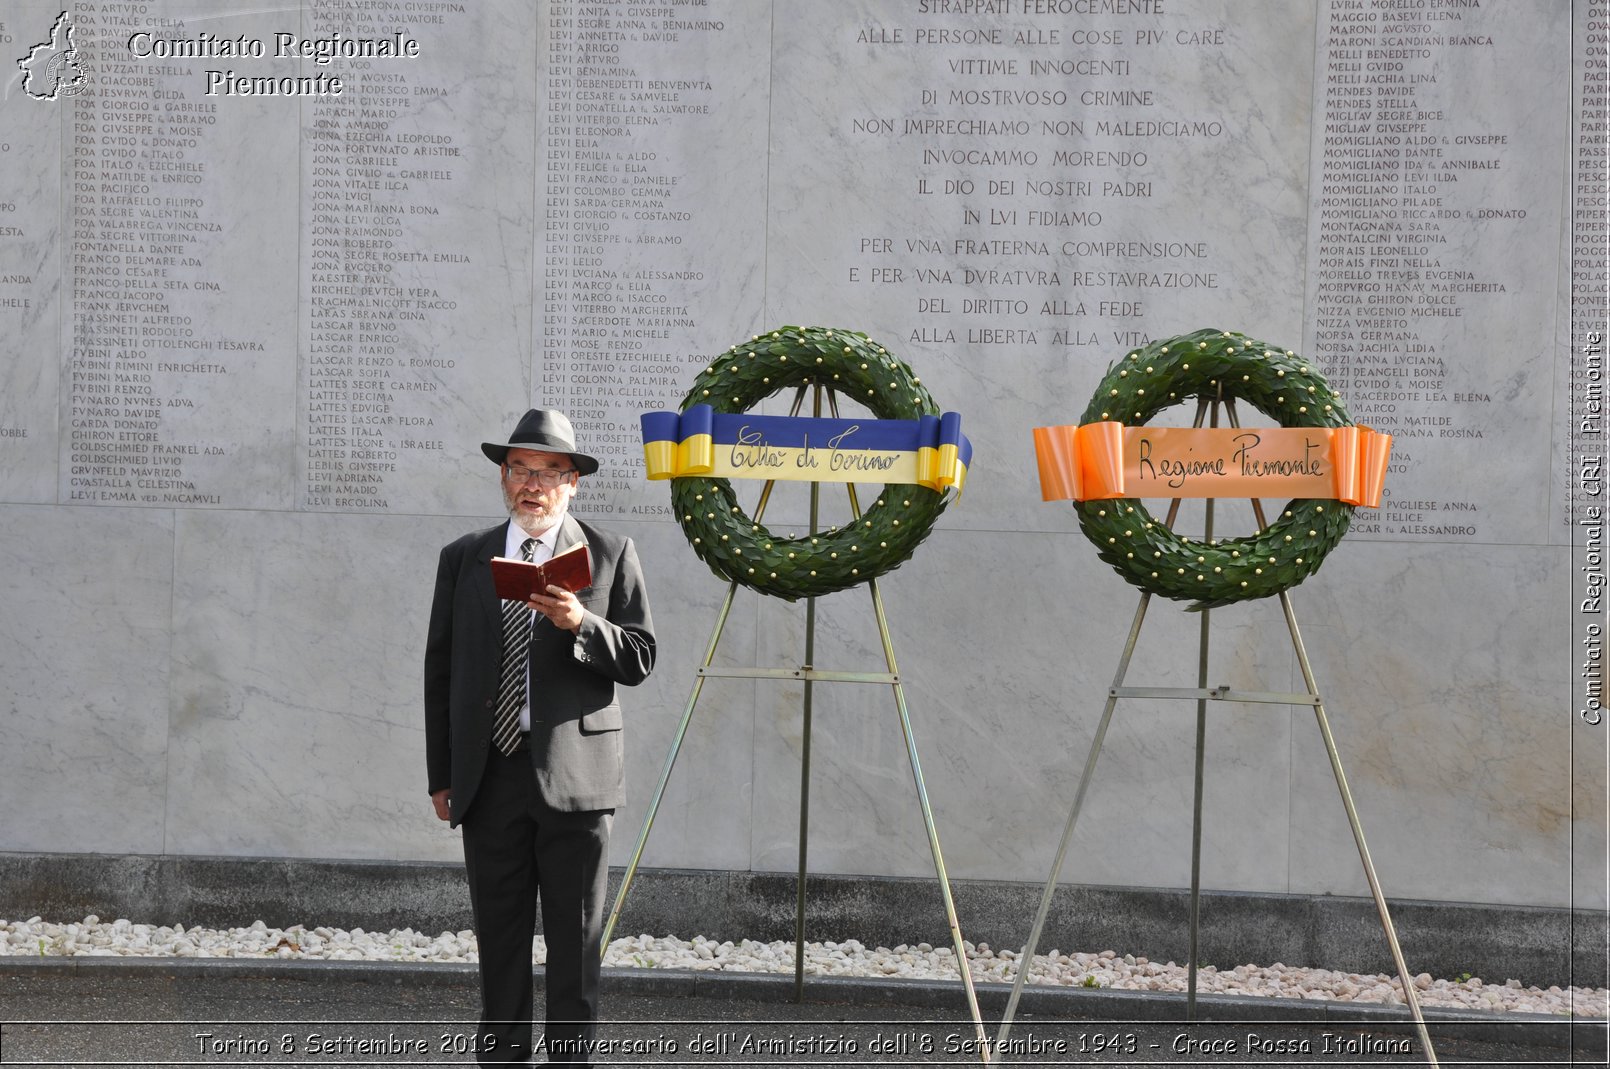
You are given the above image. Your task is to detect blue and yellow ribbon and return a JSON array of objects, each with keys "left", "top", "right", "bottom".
[{"left": 642, "top": 405, "right": 971, "bottom": 494}]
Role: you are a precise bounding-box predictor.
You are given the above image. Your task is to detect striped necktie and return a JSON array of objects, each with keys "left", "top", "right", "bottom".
[{"left": 492, "top": 537, "right": 537, "bottom": 756}]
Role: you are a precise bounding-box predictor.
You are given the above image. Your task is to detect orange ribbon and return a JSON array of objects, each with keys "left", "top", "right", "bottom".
[{"left": 1033, "top": 423, "right": 1392, "bottom": 507}]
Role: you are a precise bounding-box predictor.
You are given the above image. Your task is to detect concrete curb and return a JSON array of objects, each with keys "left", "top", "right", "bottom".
[
  {"left": 3, "top": 956, "right": 1601, "bottom": 1053},
  {"left": 7, "top": 854, "right": 1605, "bottom": 991}
]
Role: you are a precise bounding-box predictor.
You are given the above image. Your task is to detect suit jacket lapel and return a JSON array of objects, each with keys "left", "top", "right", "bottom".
[
  {"left": 553, "top": 516, "right": 593, "bottom": 594},
  {"left": 473, "top": 523, "right": 506, "bottom": 623},
  {"left": 554, "top": 514, "right": 586, "bottom": 556}
]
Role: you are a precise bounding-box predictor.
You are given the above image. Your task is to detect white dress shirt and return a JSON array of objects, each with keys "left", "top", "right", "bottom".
[{"left": 503, "top": 521, "right": 557, "bottom": 731}]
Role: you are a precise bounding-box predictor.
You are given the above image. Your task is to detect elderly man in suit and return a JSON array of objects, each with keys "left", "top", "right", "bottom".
[{"left": 425, "top": 409, "right": 655, "bottom": 1065}]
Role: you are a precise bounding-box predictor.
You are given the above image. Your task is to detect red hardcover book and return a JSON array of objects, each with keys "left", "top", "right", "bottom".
[{"left": 490, "top": 542, "right": 593, "bottom": 601}]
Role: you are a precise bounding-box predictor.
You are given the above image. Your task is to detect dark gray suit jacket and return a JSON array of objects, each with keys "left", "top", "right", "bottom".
[{"left": 424, "top": 514, "right": 655, "bottom": 824}]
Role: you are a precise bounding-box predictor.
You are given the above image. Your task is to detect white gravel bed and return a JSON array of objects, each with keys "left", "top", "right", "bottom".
[{"left": 4, "top": 916, "right": 1604, "bottom": 1019}]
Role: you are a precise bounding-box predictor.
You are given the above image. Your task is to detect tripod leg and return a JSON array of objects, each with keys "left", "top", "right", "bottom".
[
  {"left": 600, "top": 580, "right": 743, "bottom": 953},
  {"left": 1280, "top": 591, "right": 1439, "bottom": 1067},
  {"left": 603, "top": 461, "right": 797, "bottom": 955},
  {"left": 996, "top": 592, "right": 1153, "bottom": 1052},
  {"left": 1189, "top": 398, "right": 1221, "bottom": 1017},
  {"left": 1222, "top": 395, "right": 1434, "bottom": 1054},
  {"left": 1186, "top": 596, "right": 1210, "bottom": 1018},
  {"left": 1001, "top": 406, "right": 1204, "bottom": 1048},
  {"left": 795, "top": 395, "right": 824, "bottom": 1000},
  {"left": 868, "top": 576, "right": 991, "bottom": 1063}
]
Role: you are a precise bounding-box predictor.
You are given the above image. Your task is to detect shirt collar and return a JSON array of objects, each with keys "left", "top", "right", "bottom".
[{"left": 505, "top": 520, "right": 557, "bottom": 559}]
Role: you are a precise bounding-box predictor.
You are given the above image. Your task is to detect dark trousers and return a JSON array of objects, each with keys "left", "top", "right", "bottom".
[{"left": 460, "top": 746, "right": 612, "bottom": 1066}]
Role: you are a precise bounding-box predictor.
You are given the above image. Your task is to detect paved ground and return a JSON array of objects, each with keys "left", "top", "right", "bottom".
[{"left": 1, "top": 960, "right": 1603, "bottom": 1067}]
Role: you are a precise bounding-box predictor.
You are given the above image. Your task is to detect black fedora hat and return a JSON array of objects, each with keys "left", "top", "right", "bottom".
[{"left": 481, "top": 409, "right": 599, "bottom": 476}]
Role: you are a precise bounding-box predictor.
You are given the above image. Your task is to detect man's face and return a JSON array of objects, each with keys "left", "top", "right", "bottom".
[{"left": 501, "top": 448, "right": 578, "bottom": 536}]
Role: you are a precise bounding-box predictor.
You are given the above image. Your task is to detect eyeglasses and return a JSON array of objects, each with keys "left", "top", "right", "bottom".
[{"left": 504, "top": 464, "right": 576, "bottom": 488}]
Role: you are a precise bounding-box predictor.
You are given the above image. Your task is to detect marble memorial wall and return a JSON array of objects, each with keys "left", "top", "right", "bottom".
[{"left": 0, "top": 0, "right": 1599, "bottom": 912}]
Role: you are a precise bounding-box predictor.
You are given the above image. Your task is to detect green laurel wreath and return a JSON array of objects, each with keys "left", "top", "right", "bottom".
[
  {"left": 1077, "top": 328, "right": 1354, "bottom": 611},
  {"left": 669, "top": 326, "right": 952, "bottom": 601}
]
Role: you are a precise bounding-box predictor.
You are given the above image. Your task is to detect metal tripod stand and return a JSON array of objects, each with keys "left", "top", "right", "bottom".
[
  {"left": 995, "top": 391, "right": 1439, "bottom": 1067},
  {"left": 601, "top": 384, "right": 992, "bottom": 1063}
]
